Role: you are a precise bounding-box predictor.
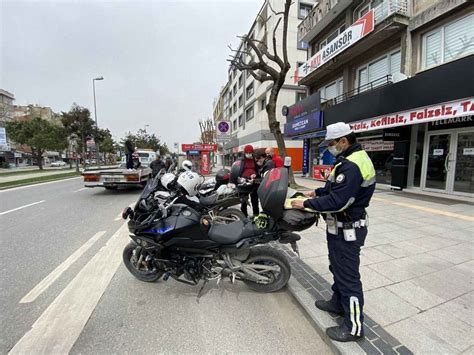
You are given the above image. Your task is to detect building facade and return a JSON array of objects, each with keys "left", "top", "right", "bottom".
[
  {"left": 219, "top": 0, "right": 318, "bottom": 170},
  {"left": 289, "top": 0, "right": 473, "bottom": 197}
]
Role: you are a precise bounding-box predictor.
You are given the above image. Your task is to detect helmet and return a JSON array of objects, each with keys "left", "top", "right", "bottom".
[
  {"left": 182, "top": 160, "right": 192, "bottom": 171},
  {"left": 177, "top": 171, "right": 203, "bottom": 197},
  {"left": 244, "top": 145, "right": 254, "bottom": 153},
  {"left": 160, "top": 173, "right": 176, "bottom": 190}
]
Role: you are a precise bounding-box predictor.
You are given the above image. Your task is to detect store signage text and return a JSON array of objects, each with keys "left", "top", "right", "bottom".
[
  {"left": 350, "top": 98, "right": 474, "bottom": 133},
  {"left": 181, "top": 144, "right": 217, "bottom": 152},
  {"left": 284, "top": 111, "right": 323, "bottom": 136},
  {"left": 294, "top": 10, "right": 374, "bottom": 83}
]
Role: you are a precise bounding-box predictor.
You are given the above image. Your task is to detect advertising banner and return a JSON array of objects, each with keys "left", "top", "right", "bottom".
[
  {"left": 350, "top": 97, "right": 474, "bottom": 133},
  {"left": 302, "top": 139, "right": 310, "bottom": 174},
  {"left": 295, "top": 10, "right": 374, "bottom": 83},
  {"left": 284, "top": 111, "right": 323, "bottom": 137},
  {"left": 181, "top": 143, "right": 217, "bottom": 152},
  {"left": 313, "top": 165, "right": 333, "bottom": 181},
  {"left": 201, "top": 152, "right": 210, "bottom": 175}
]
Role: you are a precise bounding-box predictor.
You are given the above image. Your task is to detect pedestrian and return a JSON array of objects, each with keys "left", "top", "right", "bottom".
[
  {"left": 291, "top": 122, "right": 376, "bottom": 342},
  {"left": 124, "top": 140, "right": 134, "bottom": 170},
  {"left": 238, "top": 145, "right": 259, "bottom": 218},
  {"left": 132, "top": 148, "right": 141, "bottom": 169},
  {"left": 165, "top": 156, "right": 172, "bottom": 172},
  {"left": 265, "top": 147, "right": 284, "bottom": 168},
  {"left": 255, "top": 151, "right": 275, "bottom": 178},
  {"left": 150, "top": 155, "right": 166, "bottom": 176}
]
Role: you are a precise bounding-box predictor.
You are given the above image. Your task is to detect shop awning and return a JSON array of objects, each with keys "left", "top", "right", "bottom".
[{"left": 291, "top": 130, "right": 326, "bottom": 140}]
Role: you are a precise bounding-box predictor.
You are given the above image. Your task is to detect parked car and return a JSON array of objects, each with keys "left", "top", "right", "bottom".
[{"left": 51, "top": 161, "right": 66, "bottom": 167}]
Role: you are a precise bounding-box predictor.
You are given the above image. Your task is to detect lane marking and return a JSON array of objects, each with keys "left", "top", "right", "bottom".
[
  {"left": 0, "top": 200, "right": 45, "bottom": 216},
  {"left": 9, "top": 222, "right": 129, "bottom": 355},
  {"left": 74, "top": 187, "right": 88, "bottom": 193},
  {"left": 372, "top": 197, "right": 474, "bottom": 221},
  {"left": 20, "top": 231, "right": 107, "bottom": 304},
  {"left": 0, "top": 177, "right": 82, "bottom": 193}
]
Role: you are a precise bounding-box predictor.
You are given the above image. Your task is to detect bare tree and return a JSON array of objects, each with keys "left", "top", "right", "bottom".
[
  {"left": 199, "top": 118, "right": 216, "bottom": 144},
  {"left": 228, "top": 0, "right": 294, "bottom": 183}
]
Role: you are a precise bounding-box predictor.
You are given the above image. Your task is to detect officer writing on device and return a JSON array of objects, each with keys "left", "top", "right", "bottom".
[{"left": 291, "top": 122, "right": 376, "bottom": 342}]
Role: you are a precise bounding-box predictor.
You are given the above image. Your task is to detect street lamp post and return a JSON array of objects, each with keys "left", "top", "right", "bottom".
[{"left": 92, "top": 76, "right": 104, "bottom": 168}]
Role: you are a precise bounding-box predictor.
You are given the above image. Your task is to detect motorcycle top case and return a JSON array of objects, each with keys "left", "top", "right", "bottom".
[
  {"left": 216, "top": 168, "right": 230, "bottom": 184},
  {"left": 257, "top": 168, "right": 288, "bottom": 220},
  {"left": 230, "top": 160, "right": 242, "bottom": 184}
]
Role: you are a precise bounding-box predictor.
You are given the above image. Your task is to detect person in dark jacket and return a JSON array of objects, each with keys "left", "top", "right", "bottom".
[
  {"left": 238, "top": 145, "right": 259, "bottom": 217},
  {"left": 255, "top": 151, "right": 275, "bottom": 179},
  {"left": 124, "top": 140, "right": 134, "bottom": 170},
  {"left": 150, "top": 156, "right": 166, "bottom": 176},
  {"left": 291, "top": 122, "right": 375, "bottom": 342},
  {"left": 164, "top": 157, "right": 172, "bottom": 172}
]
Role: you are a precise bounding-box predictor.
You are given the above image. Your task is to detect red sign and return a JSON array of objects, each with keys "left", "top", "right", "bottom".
[
  {"left": 201, "top": 152, "right": 210, "bottom": 175},
  {"left": 181, "top": 143, "right": 217, "bottom": 152},
  {"left": 313, "top": 165, "right": 333, "bottom": 181}
]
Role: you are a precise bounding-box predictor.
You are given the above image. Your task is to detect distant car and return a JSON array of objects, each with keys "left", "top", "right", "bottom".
[{"left": 51, "top": 161, "right": 66, "bottom": 167}]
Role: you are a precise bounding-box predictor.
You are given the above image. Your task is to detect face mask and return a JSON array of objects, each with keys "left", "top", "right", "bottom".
[
  {"left": 245, "top": 153, "right": 253, "bottom": 159},
  {"left": 257, "top": 160, "right": 263, "bottom": 166},
  {"left": 327, "top": 142, "right": 343, "bottom": 156}
]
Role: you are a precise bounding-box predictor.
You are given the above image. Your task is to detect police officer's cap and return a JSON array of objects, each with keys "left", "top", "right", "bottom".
[{"left": 319, "top": 122, "right": 353, "bottom": 147}]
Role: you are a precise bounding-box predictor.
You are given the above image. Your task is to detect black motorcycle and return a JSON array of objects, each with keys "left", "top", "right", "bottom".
[{"left": 122, "top": 168, "right": 318, "bottom": 293}]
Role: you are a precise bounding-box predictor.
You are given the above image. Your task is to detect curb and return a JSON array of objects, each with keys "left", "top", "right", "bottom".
[{"left": 0, "top": 174, "right": 81, "bottom": 190}]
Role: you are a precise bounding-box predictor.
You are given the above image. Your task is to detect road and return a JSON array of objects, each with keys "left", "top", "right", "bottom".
[{"left": 0, "top": 178, "right": 331, "bottom": 354}]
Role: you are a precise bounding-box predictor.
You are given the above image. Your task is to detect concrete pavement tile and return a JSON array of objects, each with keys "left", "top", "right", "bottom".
[
  {"left": 441, "top": 228, "right": 474, "bottom": 243},
  {"left": 411, "top": 272, "right": 472, "bottom": 301},
  {"left": 386, "top": 280, "right": 446, "bottom": 310},
  {"left": 389, "top": 240, "right": 431, "bottom": 254},
  {"left": 428, "top": 243, "right": 473, "bottom": 264},
  {"left": 361, "top": 248, "right": 394, "bottom": 264},
  {"left": 417, "top": 224, "right": 456, "bottom": 236},
  {"left": 368, "top": 256, "right": 437, "bottom": 283},
  {"left": 436, "top": 292, "right": 474, "bottom": 327},
  {"left": 406, "top": 253, "right": 454, "bottom": 271},
  {"left": 364, "top": 288, "right": 419, "bottom": 326},
  {"left": 364, "top": 234, "right": 398, "bottom": 248},
  {"left": 386, "top": 318, "right": 459, "bottom": 354},
  {"left": 299, "top": 242, "right": 329, "bottom": 259},
  {"left": 414, "top": 307, "right": 474, "bottom": 352},
  {"left": 461, "top": 345, "right": 473, "bottom": 354},
  {"left": 407, "top": 236, "right": 463, "bottom": 251},
  {"left": 302, "top": 255, "right": 330, "bottom": 276},
  {"left": 374, "top": 244, "right": 411, "bottom": 258},
  {"left": 360, "top": 266, "right": 394, "bottom": 291}
]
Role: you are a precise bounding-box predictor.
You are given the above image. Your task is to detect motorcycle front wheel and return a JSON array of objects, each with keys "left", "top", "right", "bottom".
[
  {"left": 123, "top": 241, "right": 164, "bottom": 282},
  {"left": 242, "top": 247, "right": 291, "bottom": 293}
]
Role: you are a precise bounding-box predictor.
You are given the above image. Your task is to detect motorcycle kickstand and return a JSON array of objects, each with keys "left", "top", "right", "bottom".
[
  {"left": 230, "top": 272, "right": 236, "bottom": 284},
  {"left": 197, "top": 279, "right": 208, "bottom": 300},
  {"left": 290, "top": 242, "right": 300, "bottom": 257}
]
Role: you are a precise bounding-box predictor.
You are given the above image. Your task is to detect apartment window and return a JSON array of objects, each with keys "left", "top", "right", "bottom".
[
  {"left": 238, "top": 114, "right": 244, "bottom": 127},
  {"left": 233, "top": 102, "right": 237, "bottom": 113},
  {"left": 233, "top": 85, "right": 237, "bottom": 97},
  {"left": 299, "top": 3, "right": 313, "bottom": 20},
  {"left": 422, "top": 14, "right": 474, "bottom": 69},
  {"left": 319, "top": 78, "right": 343, "bottom": 101},
  {"left": 319, "top": 24, "right": 346, "bottom": 50},
  {"left": 233, "top": 119, "right": 237, "bottom": 131},
  {"left": 260, "top": 98, "right": 266, "bottom": 111},
  {"left": 245, "top": 105, "right": 254, "bottom": 121},
  {"left": 246, "top": 82, "right": 254, "bottom": 99},
  {"left": 238, "top": 75, "right": 243, "bottom": 88},
  {"left": 297, "top": 40, "right": 309, "bottom": 50},
  {"left": 238, "top": 95, "right": 243, "bottom": 107},
  {"left": 296, "top": 92, "right": 307, "bottom": 102},
  {"left": 357, "top": 50, "right": 401, "bottom": 90}
]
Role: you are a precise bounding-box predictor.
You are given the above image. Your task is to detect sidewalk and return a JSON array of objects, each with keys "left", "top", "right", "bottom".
[{"left": 288, "top": 177, "right": 473, "bottom": 354}]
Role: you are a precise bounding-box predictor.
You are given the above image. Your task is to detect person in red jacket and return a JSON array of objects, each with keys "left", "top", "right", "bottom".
[
  {"left": 265, "top": 147, "right": 284, "bottom": 168},
  {"left": 239, "top": 145, "right": 259, "bottom": 217}
]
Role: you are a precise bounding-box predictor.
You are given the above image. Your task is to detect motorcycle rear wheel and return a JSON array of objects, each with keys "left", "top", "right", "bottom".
[
  {"left": 242, "top": 247, "right": 291, "bottom": 293},
  {"left": 123, "top": 241, "right": 164, "bottom": 282},
  {"left": 217, "top": 208, "right": 245, "bottom": 222}
]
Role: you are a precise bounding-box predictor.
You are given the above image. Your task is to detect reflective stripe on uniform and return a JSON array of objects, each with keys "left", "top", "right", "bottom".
[
  {"left": 330, "top": 150, "right": 376, "bottom": 187},
  {"left": 350, "top": 296, "right": 362, "bottom": 336}
]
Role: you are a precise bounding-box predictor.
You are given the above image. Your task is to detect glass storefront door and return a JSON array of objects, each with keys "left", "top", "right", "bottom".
[{"left": 422, "top": 130, "right": 474, "bottom": 195}]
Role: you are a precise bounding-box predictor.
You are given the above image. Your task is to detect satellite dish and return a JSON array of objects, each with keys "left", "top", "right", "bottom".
[{"left": 392, "top": 72, "right": 408, "bottom": 83}]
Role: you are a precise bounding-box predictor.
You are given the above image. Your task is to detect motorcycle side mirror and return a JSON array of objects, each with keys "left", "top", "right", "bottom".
[{"left": 122, "top": 207, "right": 134, "bottom": 220}]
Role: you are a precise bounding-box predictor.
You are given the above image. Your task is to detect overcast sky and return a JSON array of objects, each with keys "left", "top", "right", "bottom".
[{"left": 1, "top": 0, "right": 262, "bottom": 148}]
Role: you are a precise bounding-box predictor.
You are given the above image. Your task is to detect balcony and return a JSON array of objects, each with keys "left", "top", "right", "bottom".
[{"left": 298, "top": 0, "right": 409, "bottom": 44}]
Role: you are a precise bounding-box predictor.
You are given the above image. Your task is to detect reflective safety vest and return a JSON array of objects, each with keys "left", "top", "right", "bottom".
[{"left": 329, "top": 150, "right": 376, "bottom": 187}]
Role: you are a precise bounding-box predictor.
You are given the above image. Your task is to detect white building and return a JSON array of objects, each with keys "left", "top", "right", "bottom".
[{"left": 220, "top": 0, "right": 317, "bottom": 170}]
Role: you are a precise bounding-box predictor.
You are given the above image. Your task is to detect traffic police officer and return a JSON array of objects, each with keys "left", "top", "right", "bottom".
[{"left": 292, "top": 122, "right": 375, "bottom": 342}]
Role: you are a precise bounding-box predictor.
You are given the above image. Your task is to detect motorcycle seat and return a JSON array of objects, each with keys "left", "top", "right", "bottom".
[
  {"left": 208, "top": 220, "right": 260, "bottom": 245},
  {"left": 199, "top": 194, "right": 218, "bottom": 206}
]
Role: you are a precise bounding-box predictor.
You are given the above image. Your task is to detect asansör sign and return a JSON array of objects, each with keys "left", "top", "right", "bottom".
[
  {"left": 350, "top": 97, "right": 474, "bottom": 132},
  {"left": 294, "top": 10, "right": 374, "bottom": 83}
]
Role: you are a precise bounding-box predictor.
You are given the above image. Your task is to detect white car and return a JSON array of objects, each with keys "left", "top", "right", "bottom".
[{"left": 51, "top": 161, "right": 66, "bottom": 167}]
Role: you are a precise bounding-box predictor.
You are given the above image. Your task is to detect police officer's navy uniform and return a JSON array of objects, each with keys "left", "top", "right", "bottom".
[{"left": 303, "top": 142, "right": 376, "bottom": 338}]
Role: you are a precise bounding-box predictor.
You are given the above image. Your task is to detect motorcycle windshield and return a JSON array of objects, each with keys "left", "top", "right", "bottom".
[
  {"left": 257, "top": 168, "right": 288, "bottom": 220},
  {"left": 139, "top": 170, "right": 163, "bottom": 200}
]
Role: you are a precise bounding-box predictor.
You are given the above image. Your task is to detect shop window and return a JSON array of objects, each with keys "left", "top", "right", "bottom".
[
  {"left": 246, "top": 105, "right": 254, "bottom": 121},
  {"left": 422, "top": 14, "right": 474, "bottom": 69},
  {"left": 299, "top": 3, "right": 313, "bottom": 19}
]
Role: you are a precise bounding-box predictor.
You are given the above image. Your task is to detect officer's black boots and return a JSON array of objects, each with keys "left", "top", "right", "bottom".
[
  {"left": 326, "top": 325, "right": 364, "bottom": 342},
  {"left": 315, "top": 300, "right": 344, "bottom": 315}
]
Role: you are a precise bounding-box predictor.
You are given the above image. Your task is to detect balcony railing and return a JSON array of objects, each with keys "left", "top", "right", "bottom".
[
  {"left": 298, "top": 0, "right": 409, "bottom": 43},
  {"left": 322, "top": 75, "right": 393, "bottom": 108},
  {"left": 374, "top": 0, "right": 409, "bottom": 24}
]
